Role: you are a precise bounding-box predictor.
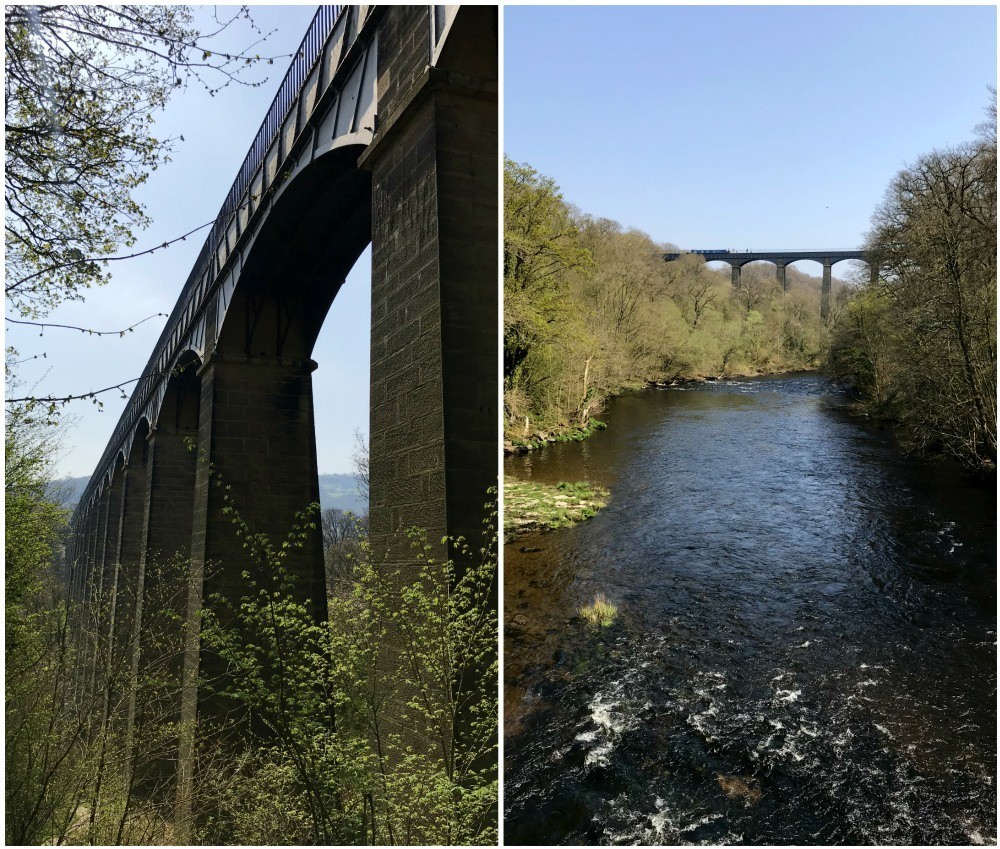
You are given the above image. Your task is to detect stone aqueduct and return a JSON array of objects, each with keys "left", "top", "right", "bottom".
[
  {"left": 663, "top": 249, "right": 871, "bottom": 320},
  {"left": 67, "top": 3, "right": 497, "bottom": 815}
]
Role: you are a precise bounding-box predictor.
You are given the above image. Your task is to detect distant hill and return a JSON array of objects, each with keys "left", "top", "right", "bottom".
[
  {"left": 317, "top": 473, "right": 367, "bottom": 515},
  {"left": 46, "top": 476, "right": 90, "bottom": 508},
  {"left": 47, "top": 473, "right": 367, "bottom": 515}
]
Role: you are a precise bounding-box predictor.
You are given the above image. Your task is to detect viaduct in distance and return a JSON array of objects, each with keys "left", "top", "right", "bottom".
[
  {"left": 67, "top": 4, "right": 497, "bottom": 819},
  {"left": 663, "top": 248, "right": 871, "bottom": 320}
]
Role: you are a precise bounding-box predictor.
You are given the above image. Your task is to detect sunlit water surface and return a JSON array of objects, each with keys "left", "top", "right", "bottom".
[{"left": 504, "top": 374, "right": 996, "bottom": 845}]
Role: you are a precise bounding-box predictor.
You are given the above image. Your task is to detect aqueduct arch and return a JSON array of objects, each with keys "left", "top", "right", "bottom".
[{"left": 664, "top": 249, "right": 872, "bottom": 320}]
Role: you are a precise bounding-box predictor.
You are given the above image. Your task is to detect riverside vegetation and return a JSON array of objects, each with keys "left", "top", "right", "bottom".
[
  {"left": 5, "top": 406, "right": 498, "bottom": 844},
  {"left": 505, "top": 91, "right": 996, "bottom": 473},
  {"left": 504, "top": 156, "right": 833, "bottom": 451},
  {"left": 503, "top": 156, "right": 834, "bottom": 537},
  {"left": 829, "top": 94, "right": 997, "bottom": 473}
]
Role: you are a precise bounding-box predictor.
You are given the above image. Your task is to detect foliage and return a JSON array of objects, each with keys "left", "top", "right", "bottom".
[
  {"left": 4, "top": 394, "right": 67, "bottom": 613},
  {"left": 5, "top": 400, "right": 76, "bottom": 844},
  {"left": 321, "top": 506, "right": 368, "bottom": 599},
  {"left": 5, "top": 395, "right": 188, "bottom": 845},
  {"left": 504, "top": 478, "right": 609, "bottom": 540},
  {"left": 352, "top": 428, "right": 370, "bottom": 504},
  {"left": 503, "top": 159, "right": 830, "bottom": 444},
  {"left": 830, "top": 94, "right": 997, "bottom": 471},
  {"left": 5, "top": 4, "right": 274, "bottom": 318},
  {"left": 580, "top": 593, "right": 618, "bottom": 628},
  {"left": 199, "top": 492, "right": 498, "bottom": 845},
  {"left": 509, "top": 418, "right": 606, "bottom": 451},
  {"left": 504, "top": 157, "right": 594, "bottom": 415}
]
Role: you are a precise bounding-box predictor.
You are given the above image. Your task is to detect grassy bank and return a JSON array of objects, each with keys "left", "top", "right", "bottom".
[{"left": 504, "top": 479, "right": 609, "bottom": 541}]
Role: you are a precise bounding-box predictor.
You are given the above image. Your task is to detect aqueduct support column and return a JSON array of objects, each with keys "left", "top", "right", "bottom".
[
  {"left": 74, "top": 525, "right": 86, "bottom": 602},
  {"left": 175, "top": 353, "right": 326, "bottom": 833},
  {"left": 775, "top": 262, "right": 787, "bottom": 292},
  {"left": 141, "top": 430, "right": 198, "bottom": 564},
  {"left": 821, "top": 260, "right": 832, "bottom": 321},
  {"left": 355, "top": 5, "right": 498, "bottom": 778},
  {"left": 96, "top": 470, "right": 126, "bottom": 706},
  {"left": 85, "top": 485, "right": 112, "bottom": 698},
  {"left": 90, "top": 488, "right": 110, "bottom": 612},
  {"left": 69, "top": 510, "right": 93, "bottom": 668},
  {"left": 65, "top": 533, "right": 77, "bottom": 600},
  {"left": 72, "top": 513, "right": 91, "bottom": 608},
  {"left": 69, "top": 513, "right": 91, "bottom": 698},
  {"left": 117, "top": 459, "right": 148, "bottom": 743},
  {"left": 83, "top": 509, "right": 101, "bottom": 620},
  {"left": 84, "top": 514, "right": 97, "bottom": 598},
  {"left": 79, "top": 511, "right": 97, "bottom": 611},
  {"left": 133, "top": 424, "right": 197, "bottom": 791},
  {"left": 362, "top": 6, "right": 498, "bottom": 562},
  {"left": 731, "top": 264, "right": 741, "bottom": 288}
]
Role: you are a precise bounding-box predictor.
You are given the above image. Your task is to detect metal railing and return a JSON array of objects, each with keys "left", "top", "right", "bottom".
[{"left": 209, "top": 5, "right": 344, "bottom": 258}]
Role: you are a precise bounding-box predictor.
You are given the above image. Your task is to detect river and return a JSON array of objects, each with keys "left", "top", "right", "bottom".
[{"left": 503, "top": 373, "right": 996, "bottom": 845}]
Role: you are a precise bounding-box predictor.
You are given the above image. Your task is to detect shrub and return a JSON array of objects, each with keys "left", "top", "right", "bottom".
[{"left": 580, "top": 593, "right": 618, "bottom": 628}]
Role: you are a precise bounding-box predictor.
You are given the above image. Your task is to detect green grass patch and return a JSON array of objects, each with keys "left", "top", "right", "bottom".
[
  {"left": 503, "top": 478, "right": 609, "bottom": 541},
  {"left": 580, "top": 593, "right": 618, "bottom": 628}
]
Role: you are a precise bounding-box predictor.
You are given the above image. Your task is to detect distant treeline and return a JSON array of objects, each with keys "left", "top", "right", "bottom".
[
  {"left": 46, "top": 473, "right": 367, "bottom": 514},
  {"left": 503, "top": 157, "right": 834, "bottom": 445},
  {"left": 830, "top": 94, "right": 997, "bottom": 472}
]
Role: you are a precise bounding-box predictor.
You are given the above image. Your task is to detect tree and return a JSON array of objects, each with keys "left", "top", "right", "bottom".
[
  {"left": 731, "top": 262, "right": 777, "bottom": 318},
  {"left": 503, "top": 158, "right": 591, "bottom": 386},
  {"left": 833, "top": 93, "right": 997, "bottom": 470},
  {"left": 670, "top": 256, "right": 718, "bottom": 330},
  {"left": 4, "top": 10, "right": 289, "bottom": 843},
  {"left": 321, "top": 507, "right": 367, "bottom": 598},
  {"left": 352, "top": 429, "right": 370, "bottom": 505},
  {"left": 6, "top": 364, "right": 200, "bottom": 844},
  {"left": 5, "top": 5, "right": 275, "bottom": 319},
  {"left": 828, "top": 288, "right": 896, "bottom": 410}
]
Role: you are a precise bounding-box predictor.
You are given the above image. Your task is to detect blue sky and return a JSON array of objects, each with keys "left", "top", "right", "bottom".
[
  {"left": 9, "top": 6, "right": 371, "bottom": 479},
  {"left": 505, "top": 5, "right": 997, "bottom": 262}
]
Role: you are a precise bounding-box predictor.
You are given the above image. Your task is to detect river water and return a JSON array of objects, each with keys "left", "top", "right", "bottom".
[{"left": 503, "top": 374, "right": 996, "bottom": 845}]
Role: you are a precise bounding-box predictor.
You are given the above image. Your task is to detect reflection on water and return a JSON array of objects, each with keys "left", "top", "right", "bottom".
[{"left": 504, "top": 374, "right": 996, "bottom": 845}]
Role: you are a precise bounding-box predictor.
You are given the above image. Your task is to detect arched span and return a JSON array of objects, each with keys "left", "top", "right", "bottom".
[
  {"left": 665, "top": 249, "right": 867, "bottom": 267},
  {"left": 216, "top": 142, "right": 372, "bottom": 360},
  {"left": 665, "top": 248, "right": 869, "bottom": 322},
  {"left": 126, "top": 417, "right": 150, "bottom": 467},
  {"left": 151, "top": 351, "right": 202, "bottom": 435},
  {"left": 73, "top": 6, "right": 378, "bottom": 518},
  {"left": 108, "top": 448, "right": 127, "bottom": 499}
]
